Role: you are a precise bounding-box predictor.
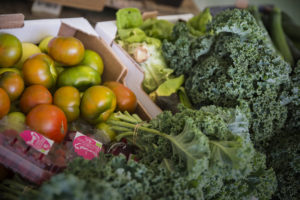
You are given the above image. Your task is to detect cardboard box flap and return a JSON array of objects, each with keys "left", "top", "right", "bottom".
[{"left": 0, "top": 14, "right": 24, "bottom": 29}]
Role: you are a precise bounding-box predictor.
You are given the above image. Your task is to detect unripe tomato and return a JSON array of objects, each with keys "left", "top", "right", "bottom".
[
  {"left": 54, "top": 86, "right": 80, "bottom": 122},
  {"left": 26, "top": 104, "right": 68, "bottom": 143},
  {"left": 104, "top": 81, "right": 137, "bottom": 113},
  {"left": 0, "top": 71, "right": 24, "bottom": 101},
  {"left": 22, "top": 53, "right": 57, "bottom": 89},
  {"left": 80, "top": 49, "right": 104, "bottom": 75},
  {"left": 48, "top": 36, "right": 85, "bottom": 66},
  {"left": 0, "top": 88, "right": 10, "bottom": 119},
  {"left": 80, "top": 85, "right": 116, "bottom": 124},
  {"left": 0, "top": 33, "right": 22, "bottom": 68},
  {"left": 19, "top": 85, "right": 52, "bottom": 113}
]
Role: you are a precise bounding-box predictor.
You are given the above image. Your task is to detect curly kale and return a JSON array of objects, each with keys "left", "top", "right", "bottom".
[
  {"left": 162, "top": 9, "right": 292, "bottom": 148},
  {"left": 106, "top": 106, "right": 277, "bottom": 199},
  {"left": 267, "top": 131, "right": 300, "bottom": 200},
  {"left": 19, "top": 153, "right": 202, "bottom": 200}
]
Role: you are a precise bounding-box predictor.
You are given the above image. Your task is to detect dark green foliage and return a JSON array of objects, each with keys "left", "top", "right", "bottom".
[
  {"left": 162, "top": 9, "right": 292, "bottom": 148},
  {"left": 267, "top": 131, "right": 300, "bottom": 200}
]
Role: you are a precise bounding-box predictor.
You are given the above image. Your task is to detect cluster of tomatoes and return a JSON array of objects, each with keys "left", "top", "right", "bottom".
[{"left": 0, "top": 32, "right": 137, "bottom": 143}]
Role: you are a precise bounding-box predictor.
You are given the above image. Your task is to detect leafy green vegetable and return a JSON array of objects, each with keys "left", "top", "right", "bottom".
[
  {"left": 107, "top": 105, "right": 276, "bottom": 199},
  {"left": 149, "top": 75, "right": 184, "bottom": 100},
  {"left": 124, "top": 43, "right": 173, "bottom": 93},
  {"left": 140, "top": 18, "right": 174, "bottom": 40},
  {"left": 116, "top": 8, "right": 143, "bottom": 30},
  {"left": 162, "top": 9, "right": 292, "bottom": 148},
  {"left": 187, "top": 8, "right": 212, "bottom": 36},
  {"left": 19, "top": 154, "right": 203, "bottom": 200}
]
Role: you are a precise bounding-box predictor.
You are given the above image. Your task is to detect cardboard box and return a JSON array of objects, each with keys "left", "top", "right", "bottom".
[
  {"left": 94, "top": 13, "right": 194, "bottom": 119},
  {"left": 39, "top": 0, "right": 106, "bottom": 11}
]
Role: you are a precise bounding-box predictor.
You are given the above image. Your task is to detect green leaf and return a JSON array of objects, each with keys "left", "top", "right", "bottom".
[
  {"left": 167, "top": 118, "right": 210, "bottom": 173},
  {"left": 116, "top": 8, "right": 143, "bottom": 30},
  {"left": 187, "top": 8, "right": 212, "bottom": 36}
]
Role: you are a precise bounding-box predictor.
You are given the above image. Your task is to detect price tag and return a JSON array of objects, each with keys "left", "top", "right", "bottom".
[
  {"left": 20, "top": 130, "right": 54, "bottom": 155},
  {"left": 73, "top": 132, "right": 103, "bottom": 160}
]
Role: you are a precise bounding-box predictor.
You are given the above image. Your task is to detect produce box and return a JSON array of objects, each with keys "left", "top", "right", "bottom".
[
  {"left": 0, "top": 16, "right": 149, "bottom": 184},
  {"left": 94, "top": 13, "right": 194, "bottom": 119}
]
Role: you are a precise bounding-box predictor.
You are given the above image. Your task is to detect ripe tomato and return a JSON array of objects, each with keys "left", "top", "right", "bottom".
[
  {"left": 80, "top": 85, "right": 116, "bottom": 124},
  {"left": 26, "top": 104, "right": 68, "bottom": 143},
  {"left": 53, "top": 86, "right": 80, "bottom": 122},
  {"left": 22, "top": 53, "right": 57, "bottom": 89},
  {"left": 0, "top": 88, "right": 10, "bottom": 119},
  {"left": 104, "top": 81, "right": 137, "bottom": 113},
  {"left": 0, "top": 71, "right": 24, "bottom": 101},
  {"left": 19, "top": 85, "right": 52, "bottom": 113},
  {"left": 0, "top": 33, "right": 22, "bottom": 68},
  {"left": 48, "top": 36, "right": 85, "bottom": 66}
]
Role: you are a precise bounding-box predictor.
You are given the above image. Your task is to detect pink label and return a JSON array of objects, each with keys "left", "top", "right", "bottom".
[
  {"left": 20, "top": 130, "right": 54, "bottom": 154},
  {"left": 73, "top": 132, "right": 102, "bottom": 160}
]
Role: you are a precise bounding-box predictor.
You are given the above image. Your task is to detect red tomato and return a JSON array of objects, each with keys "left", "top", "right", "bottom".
[
  {"left": 19, "top": 85, "right": 52, "bottom": 113},
  {"left": 103, "top": 81, "right": 137, "bottom": 113},
  {"left": 0, "top": 88, "right": 10, "bottom": 119},
  {"left": 26, "top": 104, "right": 68, "bottom": 143},
  {"left": 48, "top": 36, "right": 85, "bottom": 66}
]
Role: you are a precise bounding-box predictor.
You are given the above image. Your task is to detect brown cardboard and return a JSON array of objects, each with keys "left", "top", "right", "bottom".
[
  {"left": 39, "top": 0, "right": 106, "bottom": 11},
  {"left": 0, "top": 14, "right": 24, "bottom": 29}
]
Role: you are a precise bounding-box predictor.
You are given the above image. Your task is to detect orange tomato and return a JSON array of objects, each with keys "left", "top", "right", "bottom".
[
  {"left": 104, "top": 81, "right": 137, "bottom": 113},
  {"left": 0, "top": 71, "right": 24, "bottom": 101},
  {"left": 0, "top": 88, "right": 10, "bottom": 119},
  {"left": 19, "top": 85, "right": 52, "bottom": 113},
  {"left": 26, "top": 104, "right": 67, "bottom": 143},
  {"left": 48, "top": 36, "right": 85, "bottom": 66},
  {"left": 22, "top": 53, "right": 57, "bottom": 89}
]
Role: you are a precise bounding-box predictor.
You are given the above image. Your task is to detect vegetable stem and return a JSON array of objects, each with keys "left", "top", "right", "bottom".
[{"left": 270, "top": 7, "right": 294, "bottom": 65}]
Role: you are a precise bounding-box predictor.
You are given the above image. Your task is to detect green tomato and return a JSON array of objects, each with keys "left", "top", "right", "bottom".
[
  {"left": 80, "top": 49, "right": 104, "bottom": 75},
  {"left": 0, "top": 33, "right": 22, "bottom": 68},
  {"left": 57, "top": 65, "right": 101, "bottom": 91}
]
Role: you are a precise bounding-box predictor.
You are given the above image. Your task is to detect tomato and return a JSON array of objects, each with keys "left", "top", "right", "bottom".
[
  {"left": 5, "top": 111, "right": 26, "bottom": 132},
  {"left": 26, "top": 104, "right": 68, "bottom": 143},
  {"left": 15, "top": 42, "right": 41, "bottom": 69},
  {"left": 0, "top": 88, "right": 10, "bottom": 119},
  {"left": 0, "top": 71, "right": 24, "bottom": 101},
  {"left": 104, "top": 81, "right": 137, "bottom": 113},
  {"left": 22, "top": 53, "right": 57, "bottom": 89},
  {"left": 0, "top": 67, "right": 21, "bottom": 75},
  {"left": 54, "top": 86, "right": 80, "bottom": 122},
  {"left": 95, "top": 122, "right": 116, "bottom": 142},
  {"left": 19, "top": 85, "right": 52, "bottom": 113},
  {"left": 0, "top": 33, "right": 22, "bottom": 68},
  {"left": 48, "top": 36, "right": 85, "bottom": 66},
  {"left": 80, "top": 85, "right": 116, "bottom": 124},
  {"left": 38, "top": 36, "right": 54, "bottom": 53},
  {"left": 80, "top": 49, "right": 104, "bottom": 75},
  {"left": 57, "top": 65, "right": 101, "bottom": 91}
]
